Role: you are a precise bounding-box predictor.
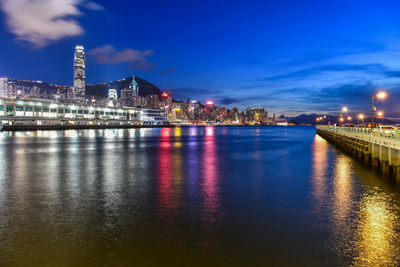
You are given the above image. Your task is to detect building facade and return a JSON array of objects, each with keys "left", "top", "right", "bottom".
[
  {"left": 73, "top": 45, "right": 86, "bottom": 100},
  {"left": 129, "top": 75, "right": 139, "bottom": 96},
  {"left": 0, "top": 77, "right": 8, "bottom": 97},
  {"left": 120, "top": 88, "right": 133, "bottom": 107},
  {"left": 0, "top": 97, "right": 141, "bottom": 126}
]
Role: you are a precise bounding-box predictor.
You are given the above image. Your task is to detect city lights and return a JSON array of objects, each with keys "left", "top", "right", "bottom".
[
  {"left": 342, "top": 107, "right": 348, "bottom": 112},
  {"left": 377, "top": 111, "right": 384, "bottom": 117},
  {"left": 358, "top": 114, "right": 364, "bottom": 120}
]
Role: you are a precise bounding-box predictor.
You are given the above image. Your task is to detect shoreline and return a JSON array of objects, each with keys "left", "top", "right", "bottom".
[
  {"left": 0, "top": 124, "right": 175, "bottom": 132},
  {"left": 0, "top": 124, "right": 313, "bottom": 132}
]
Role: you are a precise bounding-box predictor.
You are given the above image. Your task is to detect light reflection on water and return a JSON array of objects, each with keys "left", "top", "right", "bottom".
[
  {"left": 0, "top": 127, "right": 400, "bottom": 265},
  {"left": 311, "top": 134, "right": 400, "bottom": 265}
]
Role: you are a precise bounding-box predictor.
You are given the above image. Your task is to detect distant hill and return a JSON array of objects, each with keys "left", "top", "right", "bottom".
[
  {"left": 6, "top": 78, "right": 70, "bottom": 96},
  {"left": 86, "top": 76, "right": 162, "bottom": 98},
  {"left": 3, "top": 76, "right": 163, "bottom": 99},
  {"left": 286, "top": 114, "right": 398, "bottom": 125}
]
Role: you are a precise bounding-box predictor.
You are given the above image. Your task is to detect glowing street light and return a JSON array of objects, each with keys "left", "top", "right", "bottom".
[
  {"left": 377, "top": 111, "right": 384, "bottom": 117},
  {"left": 372, "top": 91, "right": 387, "bottom": 127},
  {"left": 342, "top": 107, "right": 348, "bottom": 112},
  {"left": 358, "top": 113, "right": 364, "bottom": 120},
  {"left": 376, "top": 91, "right": 387, "bottom": 99},
  {"left": 347, "top": 116, "right": 352, "bottom": 121},
  {"left": 339, "top": 117, "right": 344, "bottom": 122}
]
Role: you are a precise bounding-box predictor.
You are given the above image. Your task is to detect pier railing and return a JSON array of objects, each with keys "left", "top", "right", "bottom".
[
  {"left": 316, "top": 125, "right": 400, "bottom": 180},
  {"left": 317, "top": 125, "right": 400, "bottom": 140}
]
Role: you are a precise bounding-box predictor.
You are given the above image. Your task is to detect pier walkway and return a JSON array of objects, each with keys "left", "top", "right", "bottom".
[{"left": 316, "top": 125, "right": 400, "bottom": 181}]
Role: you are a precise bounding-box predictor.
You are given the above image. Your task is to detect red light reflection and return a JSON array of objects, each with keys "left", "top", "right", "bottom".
[
  {"left": 202, "top": 126, "right": 220, "bottom": 224},
  {"left": 157, "top": 128, "right": 174, "bottom": 221}
]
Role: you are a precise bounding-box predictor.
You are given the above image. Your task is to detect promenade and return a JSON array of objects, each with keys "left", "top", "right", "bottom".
[{"left": 316, "top": 125, "right": 400, "bottom": 181}]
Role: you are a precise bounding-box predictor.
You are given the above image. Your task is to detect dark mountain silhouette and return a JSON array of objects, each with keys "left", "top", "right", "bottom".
[
  {"left": 86, "top": 76, "right": 162, "bottom": 98},
  {"left": 287, "top": 114, "right": 398, "bottom": 125}
]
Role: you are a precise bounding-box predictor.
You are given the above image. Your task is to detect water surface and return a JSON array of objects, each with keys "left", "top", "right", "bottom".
[{"left": 0, "top": 126, "right": 399, "bottom": 266}]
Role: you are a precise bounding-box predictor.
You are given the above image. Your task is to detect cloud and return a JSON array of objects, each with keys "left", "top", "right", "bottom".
[
  {"left": 131, "top": 60, "right": 156, "bottom": 71},
  {"left": 88, "top": 44, "right": 155, "bottom": 70},
  {"left": 161, "top": 67, "right": 176, "bottom": 75},
  {"left": 83, "top": 1, "right": 103, "bottom": 10},
  {"left": 0, "top": 0, "right": 102, "bottom": 47},
  {"left": 218, "top": 97, "right": 241, "bottom": 105},
  {"left": 260, "top": 64, "right": 390, "bottom": 82}
]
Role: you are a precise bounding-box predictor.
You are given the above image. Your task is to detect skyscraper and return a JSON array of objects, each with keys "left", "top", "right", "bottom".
[
  {"left": 129, "top": 75, "right": 139, "bottom": 96},
  {"left": 73, "top": 45, "right": 86, "bottom": 100}
]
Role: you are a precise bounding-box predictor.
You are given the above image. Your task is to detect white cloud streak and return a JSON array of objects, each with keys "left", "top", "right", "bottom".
[
  {"left": 88, "top": 45, "right": 156, "bottom": 70},
  {"left": 0, "top": 0, "right": 103, "bottom": 47}
]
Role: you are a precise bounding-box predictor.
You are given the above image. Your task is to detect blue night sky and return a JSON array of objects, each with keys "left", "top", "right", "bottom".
[{"left": 1, "top": 0, "right": 400, "bottom": 116}]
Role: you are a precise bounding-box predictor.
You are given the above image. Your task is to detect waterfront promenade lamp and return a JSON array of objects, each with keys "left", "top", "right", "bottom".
[
  {"left": 339, "top": 107, "right": 348, "bottom": 125},
  {"left": 372, "top": 91, "right": 386, "bottom": 127},
  {"left": 358, "top": 114, "right": 365, "bottom": 124}
]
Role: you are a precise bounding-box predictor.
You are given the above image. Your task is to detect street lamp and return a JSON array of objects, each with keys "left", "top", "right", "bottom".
[
  {"left": 377, "top": 111, "right": 384, "bottom": 117},
  {"left": 372, "top": 91, "right": 386, "bottom": 127},
  {"left": 347, "top": 116, "right": 352, "bottom": 121},
  {"left": 342, "top": 107, "right": 348, "bottom": 112}
]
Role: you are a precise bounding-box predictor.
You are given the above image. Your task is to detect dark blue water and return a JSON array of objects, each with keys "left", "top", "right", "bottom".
[{"left": 0, "top": 126, "right": 399, "bottom": 266}]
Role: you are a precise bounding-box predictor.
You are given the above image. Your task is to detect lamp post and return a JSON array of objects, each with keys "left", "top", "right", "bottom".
[
  {"left": 358, "top": 113, "right": 364, "bottom": 125},
  {"left": 340, "top": 107, "right": 348, "bottom": 126},
  {"left": 372, "top": 91, "right": 386, "bottom": 127}
]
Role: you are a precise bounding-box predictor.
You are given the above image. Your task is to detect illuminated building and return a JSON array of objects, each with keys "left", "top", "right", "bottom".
[
  {"left": 205, "top": 100, "right": 214, "bottom": 113},
  {"left": 73, "top": 45, "right": 86, "bottom": 100},
  {"left": 107, "top": 89, "right": 118, "bottom": 106},
  {"left": 121, "top": 88, "right": 133, "bottom": 107},
  {"left": 0, "top": 97, "right": 141, "bottom": 126},
  {"left": 140, "top": 109, "right": 166, "bottom": 124},
  {"left": 108, "top": 89, "right": 118, "bottom": 100},
  {"left": 129, "top": 75, "right": 139, "bottom": 96},
  {"left": 0, "top": 77, "right": 8, "bottom": 97}
]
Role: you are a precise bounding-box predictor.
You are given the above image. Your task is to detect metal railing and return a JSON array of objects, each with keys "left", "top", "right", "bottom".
[{"left": 317, "top": 125, "right": 400, "bottom": 140}]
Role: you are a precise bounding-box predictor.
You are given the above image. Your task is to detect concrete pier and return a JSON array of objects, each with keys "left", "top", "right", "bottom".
[{"left": 316, "top": 125, "right": 400, "bottom": 181}]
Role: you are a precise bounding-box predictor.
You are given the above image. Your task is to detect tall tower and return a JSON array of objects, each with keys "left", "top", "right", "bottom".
[
  {"left": 73, "top": 45, "right": 86, "bottom": 100},
  {"left": 129, "top": 75, "right": 139, "bottom": 96}
]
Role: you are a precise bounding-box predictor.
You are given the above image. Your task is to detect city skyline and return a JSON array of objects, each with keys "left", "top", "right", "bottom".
[{"left": 1, "top": 1, "right": 400, "bottom": 116}]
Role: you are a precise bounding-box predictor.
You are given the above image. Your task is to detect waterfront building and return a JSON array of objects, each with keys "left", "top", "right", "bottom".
[
  {"left": 73, "top": 45, "right": 86, "bottom": 100},
  {"left": 140, "top": 109, "right": 166, "bottom": 125},
  {"left": 0, "top": 97, "right": 141, "bottom": 126}
]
